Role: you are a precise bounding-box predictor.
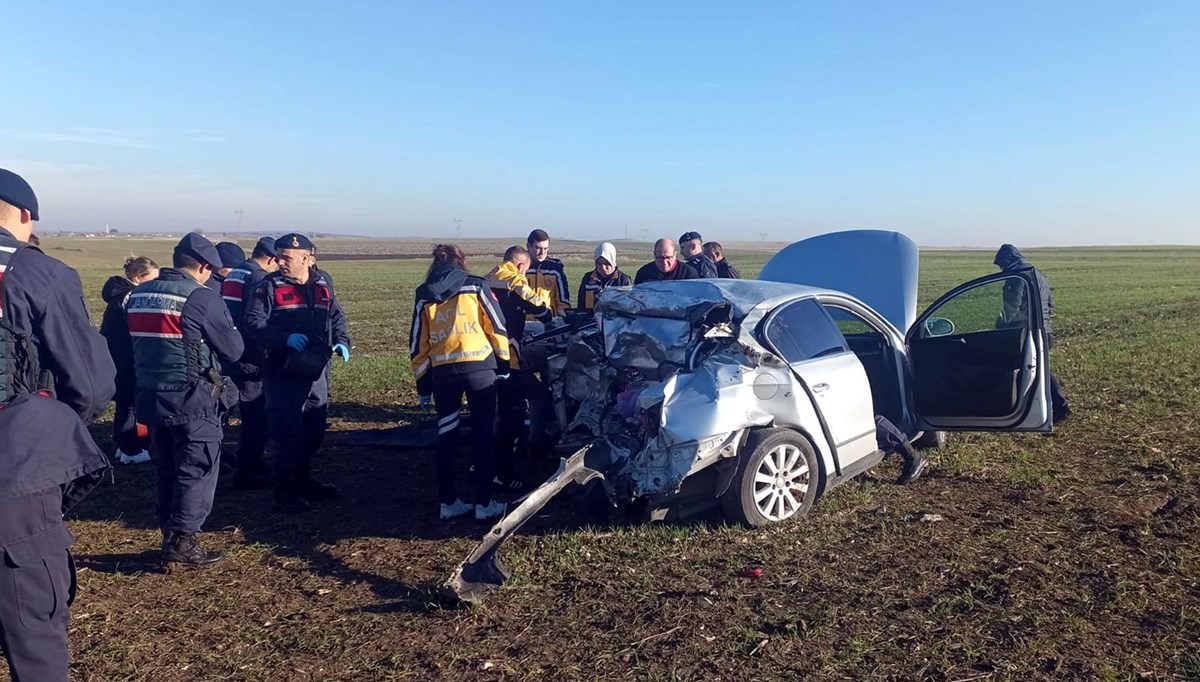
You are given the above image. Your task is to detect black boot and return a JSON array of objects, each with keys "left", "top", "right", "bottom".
[
  {"left": 162, "top": 531, "right": 224, "bottom": 566},
  {"left": 898, "top": 448, "right": 928, "bottom": 485},
  {"left": 275, "top": 484, "right": 312, "bottom": 513}
]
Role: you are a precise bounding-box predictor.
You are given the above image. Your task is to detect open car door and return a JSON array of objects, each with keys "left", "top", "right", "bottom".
[{"left": 906, "top": 271, "right": 1052, "bottom": 432}]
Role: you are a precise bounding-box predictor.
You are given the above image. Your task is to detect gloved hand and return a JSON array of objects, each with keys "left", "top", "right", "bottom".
[
  {"left": 496, "top": 369, "right": 511, "bottom": 381},
  {"left": 333, "top": 343, "right": 351, "bottom": 363},
  {"left": 286, "top": 333, "right": 309, "bottom": 352},
  {"left": 418, "top": 395, "right": 432, "bottom": 407}
]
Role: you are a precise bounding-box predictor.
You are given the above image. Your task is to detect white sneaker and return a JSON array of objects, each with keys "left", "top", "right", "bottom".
[
  {"left": 439, "top": 499, "right": 473, "bottom": 520},
  {"left": 116, "top": 449, "right": 152, "bottom": 465},
  {"left": 475, "top": 500, "right": 506, "bottom": 522}
]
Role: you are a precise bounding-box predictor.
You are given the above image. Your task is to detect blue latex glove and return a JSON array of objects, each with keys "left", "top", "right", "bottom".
[
  {"left": 418, "top": 395, "right": 432, "bottom": 407},
  {"left": 333, "top": 343, "right": 351, "bottom": 363},
  {"left": 286, "top": 334, "right": 309, "bottom": 351}
]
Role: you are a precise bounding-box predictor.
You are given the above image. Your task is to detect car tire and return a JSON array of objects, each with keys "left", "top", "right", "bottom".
[
  {"left": 721, "top": 428, "right": 820, "bottom": 528},
  {"left": 913, "top": 430, "right": 947, "bottom": 450}
]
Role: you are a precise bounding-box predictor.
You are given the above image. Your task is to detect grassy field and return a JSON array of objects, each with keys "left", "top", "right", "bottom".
[{"left": 9, "top": 237, "right": 1200, "bottom": 681}]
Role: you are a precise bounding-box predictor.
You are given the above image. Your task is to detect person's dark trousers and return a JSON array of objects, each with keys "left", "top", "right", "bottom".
[
  {"left": 112, "top": 399, "right": 144, "bottom": 455},
  {"left": 433, "top": 369, "right": 497, "bottom": 506},
  {"left": 265, "top": 373, "right": 330, "bottom": 493},
  {"left": 235, "top": 377, "right": 269, "bottom": 475},
  {"left": 150, "top": 417, "right": 224, "bottom": 533},
  {"left": 494, "top": 371, "right": 530, "bottom": 480},
  {"left": 1046, "top": 332, "right": 1070, "bottom": 417},
  {"left": 874, "top": 415, "right": 918, "bottom": 465},
  {"left": 0, "top": 490, "right": 75, "bottom": 682}
]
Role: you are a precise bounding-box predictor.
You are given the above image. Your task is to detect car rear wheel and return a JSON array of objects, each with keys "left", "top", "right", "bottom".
[
  {"left": 913, "top": 430, "right": 947, "bottom": 450},
  {"left": 721, "top": 428, "right": 819, "bottom": 527}
]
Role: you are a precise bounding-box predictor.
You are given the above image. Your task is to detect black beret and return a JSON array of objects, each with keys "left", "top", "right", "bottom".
[
  {"left": 0, "top": 169, "right": 40, "bottom": 221},
  {"left": 275, "top": 233, "right": 315, "bottom": 252}
]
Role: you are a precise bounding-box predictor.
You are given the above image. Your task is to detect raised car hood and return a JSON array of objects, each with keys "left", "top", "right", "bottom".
[{"left": 759, "top": 230, "right": 919, "bottom": 332}]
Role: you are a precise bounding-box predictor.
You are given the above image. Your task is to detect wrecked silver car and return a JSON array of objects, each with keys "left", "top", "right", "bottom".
[{"left": 449, "top": 230, "right": 1057, "bottom": 603}]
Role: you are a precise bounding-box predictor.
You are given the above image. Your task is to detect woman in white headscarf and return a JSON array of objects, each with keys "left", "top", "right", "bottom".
[{"left": 577, "top": 242, "right": 632, "bottom": 311}]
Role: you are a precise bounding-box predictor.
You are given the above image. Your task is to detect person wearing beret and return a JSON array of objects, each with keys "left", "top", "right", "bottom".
[
  {"left": 0, "top": 169, "right": 116, "bottom": 681},
  {"left": 128, "top": 232, "right": 245, "bottom": 567},
  {"left": 220, "top": 236, "right": 279, "bottom": 490},
  {"left": 205, "top": 241, "right": 248, "bottom": 293},
  {"left": 244, "top": 234, "right": 351, "bottom": 513}
]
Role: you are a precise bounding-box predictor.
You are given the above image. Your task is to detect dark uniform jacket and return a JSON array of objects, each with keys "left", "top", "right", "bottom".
[
  {"left": 204, "top": 272, "right": 225, "bottom": 293},
  {"left": 716, "top": 260, "right": 742, "bottom": 279},
  {"left": 577, "top": 269, "right": 632, "bottom": 311},
  {"left": 0, "top": 227, "right": 114, "bottom": 534},
  {"left": 221, "top": 258, "right": 272, "bottom": 377},
  {"left": 994, "top": 244, "right": 1055, "bottom": 336},
  {"left": 244, "top": 268, "right": 350, "bottom": 382},
  {"left": 99, "top": 275, "right": 137, "bottom": 403},
  {"left": 129, "top": 269, "right": 244, "bottom": 426},
  {"left": 687, "top": 253, "right": 720, "bottom": 278},
  {"left": 634, "top": 260, "right": 701, "bottom": 284},
  {"left": 410, "top": 265, "right": 510, "bottom": 395}
]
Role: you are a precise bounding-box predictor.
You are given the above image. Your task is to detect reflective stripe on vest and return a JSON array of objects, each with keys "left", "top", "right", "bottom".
[{"left": 129, "top": 277, "right": 212, "bottom": 391}]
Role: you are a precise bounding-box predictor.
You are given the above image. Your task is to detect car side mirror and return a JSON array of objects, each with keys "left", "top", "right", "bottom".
[{"left": 923, "top": 317, "right": 955, "bottom": 337}]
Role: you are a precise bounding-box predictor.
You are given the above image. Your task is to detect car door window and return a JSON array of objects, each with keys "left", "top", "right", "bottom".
[
  {"left": 916, "top": 277, "right": 1027, "bottom": 338},
  {"left": 824, "top": 306, "right": 876, "bottom": 336},
  {"left": 764, "top": 298, "right": 848, "bottom": 363}
]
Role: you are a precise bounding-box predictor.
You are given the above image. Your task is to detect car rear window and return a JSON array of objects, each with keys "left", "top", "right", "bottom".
[{"left": 763, "top": 298, "right": 848, "bottom": 363}]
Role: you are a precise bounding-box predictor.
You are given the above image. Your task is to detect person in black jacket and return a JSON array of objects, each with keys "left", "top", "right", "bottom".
[
  {"left": 129, "top": 233, "right": 245, "bottom": 566},
  {"left": 220, "top": 236, "right": 279, "bottom": 489},
  {"left": 679, "top": 231, "right": 719, "bottom": 278},
  {"left": 634, "top": 239, "right": 701, "bottom": 284},
  {"left": 0, "top": 169, "right": 116, "bottom": 682},
  {"left": 703, "top": 241, "right": 742, "bottom": 279},
  {"left": 100, "top": 255, "right": 159, "bottom": 464},
  {"left": 245, "top": 234, "right": 351, "bottom": 513},
  {"left": 994, "top": 244, "right": 1071, "bottom": 422}
]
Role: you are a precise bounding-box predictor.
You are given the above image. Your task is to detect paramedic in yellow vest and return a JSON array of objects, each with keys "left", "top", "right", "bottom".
[
  {"left": 577, "top": 242, "right": 631, "bottom": 312},
  {"left": 485, "top": 246, "right": 558, "bottom": 491},
  {"left": 525, "top": 229, "right": 570, "bottom": 318},
  {"left": 410, "top": 244, "right": 510, "bottom": 522}
]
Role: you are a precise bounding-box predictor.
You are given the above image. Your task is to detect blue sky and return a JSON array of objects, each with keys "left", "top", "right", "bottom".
[{"left": 4, "top": 1, "right": 1198, "bottom": 245}]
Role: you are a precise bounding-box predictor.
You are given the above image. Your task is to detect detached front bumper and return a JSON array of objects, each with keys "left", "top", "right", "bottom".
[{"left": 446, "top": 442, "right": 614, "bottom": 604}]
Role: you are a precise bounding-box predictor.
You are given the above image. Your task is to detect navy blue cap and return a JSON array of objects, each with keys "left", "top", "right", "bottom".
[
  {"left": 215, "top": 241, "right": 247, "bottom": 268},
  {"left": 275, "top": 233, "right": 315, "bottom": 252},
  {"left": 174, "top": 232, "right": 221, "bottom": 268},
  {"left": 0, "top": 169, "right": 40, "bottom": 221},
  {"left": 254, "top": 235, "right": 278, "bottom": 257},
  {"left": 679, "top": 231, "right": 703, "bottom": 244}
]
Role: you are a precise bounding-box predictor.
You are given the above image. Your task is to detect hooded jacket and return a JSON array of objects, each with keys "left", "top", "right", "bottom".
[
  {"left": 485, "top": 260, "right": 552, "bottom": 370},
  {"left": 410, "top": 265, "right": 510, "bottom": 396},
  {"left": 994, "top": 244, "right": 1055, "bottom": 334},
  {"left": 99, "top": 275, "right": 137, "bottom": 403}
]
